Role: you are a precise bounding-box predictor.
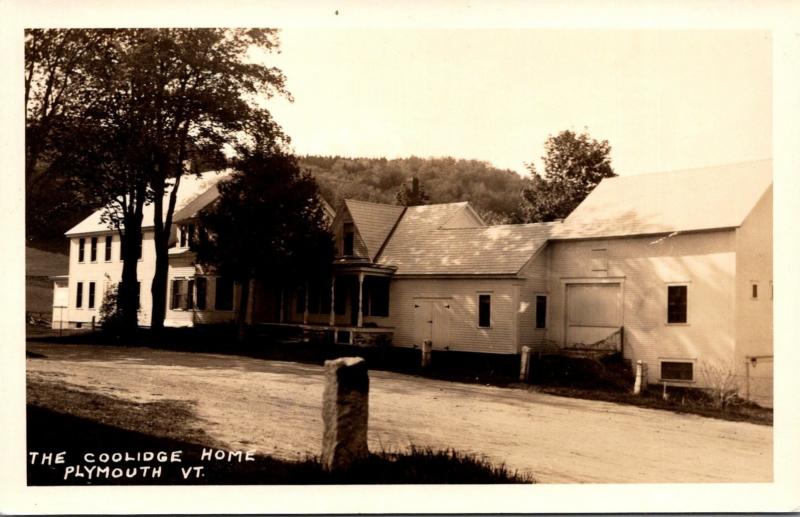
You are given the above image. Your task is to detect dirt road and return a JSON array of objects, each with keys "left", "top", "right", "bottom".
[{"left": 25, "top": 343, "right": 772, "bottom": 483}]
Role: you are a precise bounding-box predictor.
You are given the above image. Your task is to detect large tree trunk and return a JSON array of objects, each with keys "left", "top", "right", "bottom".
[
  {"left": 236, "top": 279, "right": 250, "bottom": 342},
  {"left": 118, "top": 225, "right": 142, "bottom": 333},
  {"left": 150, "top": 243, "right": 169, "bottom": 332}
]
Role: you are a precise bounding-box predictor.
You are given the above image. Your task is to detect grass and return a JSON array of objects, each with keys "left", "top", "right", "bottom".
[
  {"left": 28, "top": 325, "right": 773, "bottom": 426},
  {"left": 26, "top": 379, "right": 533, "bottom": 485}
]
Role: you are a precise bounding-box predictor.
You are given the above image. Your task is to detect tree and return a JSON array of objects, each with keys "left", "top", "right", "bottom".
[
  {"left": 395, "top": 176, "right": 430, "bottom": 206},
  {"left": 110, "top": 29, "right": 291, "bottom": 331},
  {"left": 194, "top": 151, "right": 335, "bottom": 340},
  {"left": 24, "top": 29, "right": 114, "bottom": 245},
  {"left": 518, "top": 129, "right": 616, "bottom": 222},
  {"left": 48, "top": 29, "right": 289, "bottom": 331}
]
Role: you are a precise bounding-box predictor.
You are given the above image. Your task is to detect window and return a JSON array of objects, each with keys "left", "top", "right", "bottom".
[
  {"left": 478, "top": 294, "right": 491, "bottom": 328},
  {"left": 667, "top": 285, "right": 688, "bottom": 324},
  {"left": 751, "top": 283, "right": 758, "bottom": 299},
  {"left": 88, "top": 282, "right": 96, "bottom": 309},
  {"left": 296, "top": 285, "right": 307, "bottom": 313},
  {"left": 170, "top": 279, "right": 194, "bottom": 310},
  {"left": 661, "top": 361, "right": 694, "bottom": 382},
  {"left": 590, "top": 248, "right": 608, "bottom": 272},
  {"left": 535, "top": 295, "right": 547, "bottom": 329},
  {"left": 76, "top": 282, "right": 83, "bottom": 308},
  {"left": 343, "top": 223, "right": 355, "bottom": 256},
  {"left": 137, "top": 236, "right": 143, "bottom": 260},
  {"left": 104, "top": 236, "right": 112, "bottom": 261},
  {"left": 368, "top": 277, "right": 390, "bottom": 317},
  {"left": 334, "top": 282, "right": 347, "bottom": 315},
  {"left": 90, "top": 237, "right": 98, "bottom": 262},
  {"left": 136, "top": 281, "right": 140, "bottom": 309},
  {"left": 179, "top": 224, "right": 195, "bottom": 249},
  {"left": 78, "top": 238, "right": 85, "bottom": 262},
  {"left": 215, "top": 277, "right": 234, "bottom": 311},
  {"left": 195, "top": 277, "right": 207, "bottom": 310}
]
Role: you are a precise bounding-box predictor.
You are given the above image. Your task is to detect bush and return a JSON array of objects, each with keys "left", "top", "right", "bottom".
[
  {"left": 98, "top": 283, "right": 125, "bottom": 335},
  {"left": 700, "top": 360, "right": 742, "bottom": 410}
]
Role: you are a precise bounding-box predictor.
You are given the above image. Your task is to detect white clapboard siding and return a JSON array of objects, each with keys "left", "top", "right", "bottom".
[
  {"left": 64, "top": 230, "right": 157, "bottom": 327},
  {"left": 517, "top": 250, "right": 549, "bottom": 349},
  {"left": 548, "top": 230, "right": 737, "bottom": 387},
  {"left": 734, "top": 186, "right": 773, "bottom": 364},
  {"left": 388, "top": 277, "right": 518, "bottom": 354}
]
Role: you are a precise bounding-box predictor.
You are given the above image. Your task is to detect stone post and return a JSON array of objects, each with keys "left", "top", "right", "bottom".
[
  {"left": 321, "top": 357, "right": 369, "bottom": 471},
  {"left": 519, "top": 346, "right": 531, "bottom": 382},
  {"left": 421, "top": 339, "right": 432, "bottom": 368}
]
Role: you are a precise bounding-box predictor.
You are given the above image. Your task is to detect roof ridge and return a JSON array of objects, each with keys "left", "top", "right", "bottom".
[{"left": 606, "top": 159, "right": 772, "bottom": 181}]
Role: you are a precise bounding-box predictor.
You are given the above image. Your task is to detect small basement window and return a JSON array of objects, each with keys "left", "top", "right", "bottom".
[
  {"left": 667, "top": 285, "right": 688, "bottom": 324},
  {"left": 661, "top": 361, "right": 694, "bottom": 382},
  {"left": 751, "top": 283, "right": 758, "bottom": 299},
  {"left": 478, "top": 294, "right": 491, "bottom": 328}
]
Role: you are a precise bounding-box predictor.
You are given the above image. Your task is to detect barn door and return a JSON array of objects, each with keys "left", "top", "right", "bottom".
[
  {"left": 414, "top": 299, "right": 451, "bottom": 349},
  {"left": 565, "top": 283, "right": 622, "bottom": 346},
  {"left": 413, "top": 300, "right": 432, "bottom": 346},
  {"left": 431, "top": 300, "right": 450, "bottom": 350}
]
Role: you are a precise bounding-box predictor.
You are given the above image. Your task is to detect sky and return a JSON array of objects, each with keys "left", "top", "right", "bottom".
[{"left": 262, "top": 29, "right": 771, "bottom": 177}]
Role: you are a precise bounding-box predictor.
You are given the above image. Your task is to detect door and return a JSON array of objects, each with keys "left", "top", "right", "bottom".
[
  {"left": 565, "top": 283, "right": 622, "bottom": 346},
  {"left": 413, "top": 299, "right": 451, "bottom": 349}
]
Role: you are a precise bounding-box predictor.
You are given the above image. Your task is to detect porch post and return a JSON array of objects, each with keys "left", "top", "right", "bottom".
[
  {"left": 357, "top": 272, "right": 364, "bottom": 328},
  {"left": 245, "top": 278, "right": 255, "bottom": 325},
  {"left": 329, "top": 276, "right": 336, "bottom": 326},
  {"left": 303, "top": 281, "right": 309, "bottom": 325},
  {"left": 279, "top": 288, "right": 285, "bottom": 323}
]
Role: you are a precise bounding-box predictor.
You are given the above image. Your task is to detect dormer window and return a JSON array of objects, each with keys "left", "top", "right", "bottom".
[
  {"left": 179, "top": 224, "right": 195, "bottom": 249},
  {"left": 343, "top": 223, "right": 355, "bottom": 256}
]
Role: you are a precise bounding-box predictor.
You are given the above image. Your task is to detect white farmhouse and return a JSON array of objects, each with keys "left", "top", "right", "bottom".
[{"left": 51, "top": 160, "right": 772, "bottom": 402}]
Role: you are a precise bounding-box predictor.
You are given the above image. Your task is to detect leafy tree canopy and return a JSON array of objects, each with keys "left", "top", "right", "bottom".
[
  {"left": 518, "top": 129, "right": 616, "bottom": 222},
  {"left": 194, "top": 151, "right": 334, "bottom": 286}
]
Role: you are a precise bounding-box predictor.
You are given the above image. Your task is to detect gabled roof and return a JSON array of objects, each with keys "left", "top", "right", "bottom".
[
  {"left": 377, "top": 219, "right": 556, "bottom": 275},
  {"left": 343, "top": 199, "right": 405, "bottom": 261},
  {"left": 65, "top": 170, "right": 234, "bottom": 236},
  {"left": 370, "top": 202, "right": 553, "bottom": 275},
  {"left": 553, "top": 160, "right": 772, "bottom": 240}
]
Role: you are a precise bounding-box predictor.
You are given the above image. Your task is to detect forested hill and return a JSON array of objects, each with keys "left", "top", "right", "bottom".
[{"left": 299, "top": 156, "right": 529, "bottom": 224}]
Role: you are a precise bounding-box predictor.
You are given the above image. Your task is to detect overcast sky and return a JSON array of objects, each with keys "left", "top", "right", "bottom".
[{"left": 263, "top": 29, "right": 771, "bottom": 177}]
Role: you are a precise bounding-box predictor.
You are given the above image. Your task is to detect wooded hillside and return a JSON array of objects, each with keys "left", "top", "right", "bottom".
[
  {"left": 299, "top": 156, "right": 529, "bottom": 224},
  {"left": 26, "top": 155, "right": 529, "bottom": 253}
]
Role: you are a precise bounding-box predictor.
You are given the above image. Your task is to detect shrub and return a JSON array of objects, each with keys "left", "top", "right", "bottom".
[
  {"left": 98, "top": 283, "right": 125, "bottom": 335},
  {"left": 700, "top": 360, "right": 742, "bottom": 410}
]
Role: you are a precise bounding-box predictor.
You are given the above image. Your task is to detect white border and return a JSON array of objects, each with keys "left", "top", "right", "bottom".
[{"left": 2, "top": 1, "right": 799, "bottom": 514}]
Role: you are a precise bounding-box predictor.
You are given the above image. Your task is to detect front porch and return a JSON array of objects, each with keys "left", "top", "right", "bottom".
[{"left": 250, "top": 258, "right": 397, "bottom": 346}]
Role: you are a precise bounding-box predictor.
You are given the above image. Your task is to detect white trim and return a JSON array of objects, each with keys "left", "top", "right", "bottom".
[
  {"left": 534, "top": 292, "right": 549, "bottom": 330},
  {"left": 658, "top": 358, "right": 697, "bottom": 383},
  {"left": 476, "top": 292, "right": 492, "bottom": 329},
  {"left": 665, "top": 282, "right": 690, "bottom": 325}
]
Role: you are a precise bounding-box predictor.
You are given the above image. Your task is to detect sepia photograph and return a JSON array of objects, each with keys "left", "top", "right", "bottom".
[{"left": 3, "top": 1, "right": 800, "bottom": 514}]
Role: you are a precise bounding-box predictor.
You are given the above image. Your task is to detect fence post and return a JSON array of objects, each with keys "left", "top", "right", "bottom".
[
  {"left": 421, "top": 340, "right": 432, "bottom": 368},
  {"left": 321, "top": 357, "right": 369, "bottom": 471},
  {"left": 519, "top": 346, "right": 531, "bottom": 382}
]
